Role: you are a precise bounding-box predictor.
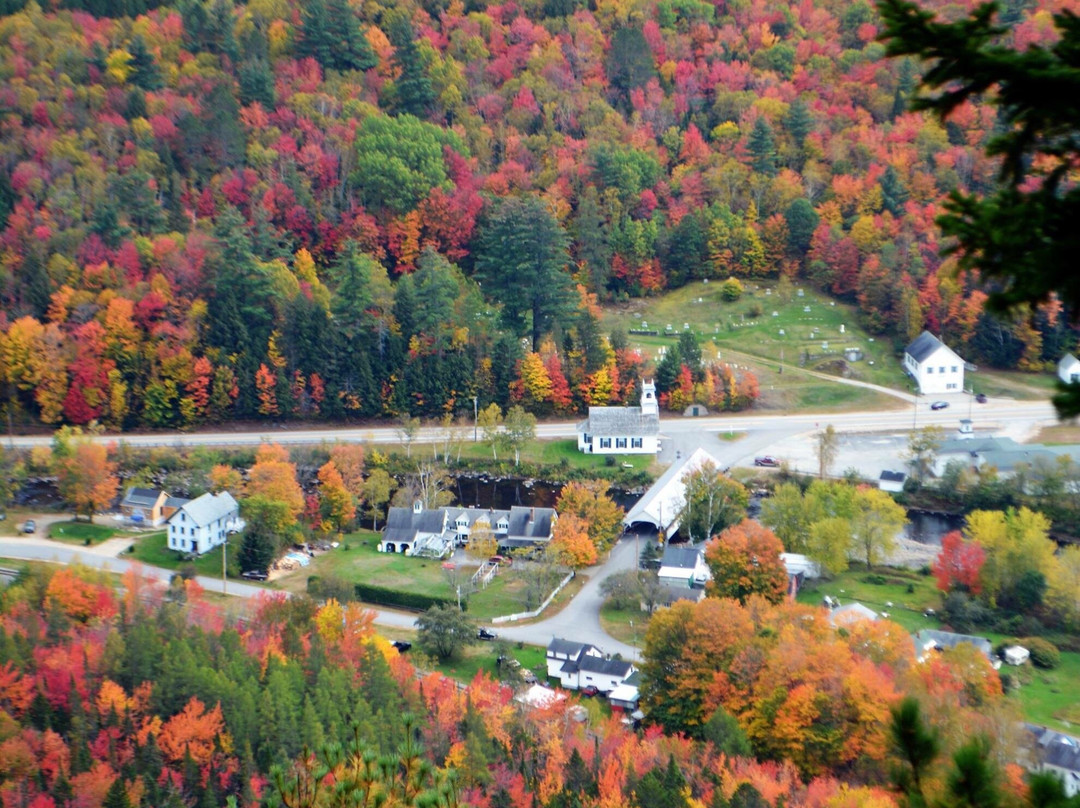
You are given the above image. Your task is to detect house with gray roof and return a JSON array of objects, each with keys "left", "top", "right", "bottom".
[
  {"left": 379, "top": 502, "right": 557, "bottom": 556},
  {"left": 1058, "top": 354, "right": 1080, "bottom": 385},
  {"left": 904, "top": 331, "right": 965, "bottom": 395},
  {"left": 546, "top": 637, "right": 636, "bottom": 692},
  {"left": 913, "top": 629, "right": 993, "bottom": 661},
  {"left": 1042, "top": 738, "right": 1080, "bottom": 796},
  {"left": 577, "top": 379, "right": 660, "bottom": 455},
  {"left": 657, "top": 544, "right": 710, "bottom": 588},
  {"left": 166, "top": 491, "right": 242, "bottom": 555},
  {"left": 120, "top": 487, "right": 169, "bottom": 526}
]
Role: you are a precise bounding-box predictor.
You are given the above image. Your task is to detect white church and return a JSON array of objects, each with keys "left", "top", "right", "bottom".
[{"left": 577, "top": 379, "right": 661, "bottom": 455}]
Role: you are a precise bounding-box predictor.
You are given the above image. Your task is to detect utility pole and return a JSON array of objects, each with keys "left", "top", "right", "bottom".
[{"left": 473, "top": 396, "right": 478, "bottom": 442}]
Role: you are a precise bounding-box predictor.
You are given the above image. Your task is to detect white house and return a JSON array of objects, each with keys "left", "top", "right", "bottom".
[
  {"left": 1042, "top": 740, "right": 1080, "bottom": 797},
  {"left": 1058, "top": 354, "right": 1080, "bottom": 384},
  {"left": 657, "top": 544, "right": 710, "bottom": 588},
  {"left": 904, "top": 331, "right": 965, "bottom": 395},
  {"left": 166, "top": 492, "right": 242, "bottom": 555},
  {"left": 878, "top": 470, "right": 906, "bottom": 493},
  {"left": 379, "top": 502, "right": 557, "bottom": 556},
  {"left": 545, "top": 638, "right": 636, "bottom": 693},
  {"left": 577, "top": 379, "right": 660, "bottom": 455}
]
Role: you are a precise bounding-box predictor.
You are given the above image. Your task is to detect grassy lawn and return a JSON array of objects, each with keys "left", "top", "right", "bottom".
[
  {"left": 599, "top": 603, "right": 647, "bottom": 647},
  {"left": 412, "top": 438, "right": 658, "bottom": 476},
  {"left": 431, "top": 641, "right": 548, "bottom": 685},
  {"left": 1011, "top": 652, "right": 1080, "bottom": 732},
  {"left": 48, "top": 521, "right": 119, "bottom": 545},
  {"left": 796, "top": 566, "right": 942, "bottom": 633},
  {"left": 972, "top": 370, "right": 1057, "bottom": 400},
  {"left": 1031, "top": 425, "right": 1080, "bottom": 446},
  {"left": 126, "top": 531, "right": 240, "bottom": 579},
  {"left": 603, "top": 281, "right": 910, "bottom": 401}
]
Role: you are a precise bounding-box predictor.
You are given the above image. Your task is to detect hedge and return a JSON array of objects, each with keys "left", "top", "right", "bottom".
[
  {"left": 1018, "top": 636, "right": 1060, "bottom": 669},
  {"left": 353, "top": 583, "right": 461, "bottom": 612}
]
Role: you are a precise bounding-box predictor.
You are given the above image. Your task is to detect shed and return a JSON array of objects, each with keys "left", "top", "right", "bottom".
[
  {"left": 1004, "top": 646, "right": 1031, "bottom": 666},
  {"left": 878, "top": 470, "right": 906, "bottom": 493},
  {"left": 1058, "top": 354, "right": 1080, "bottom": 384}
]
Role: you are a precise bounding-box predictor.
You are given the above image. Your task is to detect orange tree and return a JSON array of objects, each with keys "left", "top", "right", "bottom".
[
  {"left": 704, "top": 520, "right": 789, "bottom": 604},
  {"left": 52, "top": 426, "right": 118, "bottom": 523}
]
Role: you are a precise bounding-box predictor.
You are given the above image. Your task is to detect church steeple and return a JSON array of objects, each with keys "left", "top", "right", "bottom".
[{"left": 640, "top": 379, "right": 658, "bottom": 416}]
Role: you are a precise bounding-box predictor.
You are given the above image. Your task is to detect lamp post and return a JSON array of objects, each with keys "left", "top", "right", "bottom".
[{"left": 473, "top": 396, "right": 478, "bottom": 442}]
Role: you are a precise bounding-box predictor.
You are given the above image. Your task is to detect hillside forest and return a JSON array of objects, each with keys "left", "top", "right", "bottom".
[
  {"left": 2, "top": 561, "right": 1075, "bottom": 808},
  {"left": 0, "top": 0, "right": 1076, "bottom": 428}
]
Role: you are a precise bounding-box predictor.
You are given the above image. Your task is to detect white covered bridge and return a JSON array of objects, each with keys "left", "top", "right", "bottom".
[{"left": 622, "top": 447, "right": 721, "bottom": 539}]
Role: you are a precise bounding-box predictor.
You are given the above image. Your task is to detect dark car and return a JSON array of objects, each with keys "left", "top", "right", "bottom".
[
  {"left": 23, "top": 519, "right": 35, "bottom": 534},
  {"left": 580, "top": 685, "right": 600, "bottom": 698},
  {"left": 392, "top": 640, "right": 412, "bottom": 653},
  {"left": 477, "top": 627, "right": 497, "bottom": 641},
  {"left": 930, "top": 400, "right": 949, "bottom": 410},
  {"left": 241, "top": 570, "right": 268, "bottom": 581},
  {"left": 975, "top": 393, "right": 988, "bottom": 403},
  {"left": 754, "top": 456, "right": 780, "bottom": 467}
]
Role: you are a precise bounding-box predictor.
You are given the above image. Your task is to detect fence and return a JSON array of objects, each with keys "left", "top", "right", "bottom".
[{"left": 491, "top": 570, "right": 575, "bottom": 624}]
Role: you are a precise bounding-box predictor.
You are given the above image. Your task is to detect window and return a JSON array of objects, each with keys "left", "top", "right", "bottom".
[
  {"left": 939, "top": 366, "right": 945, "bottom": 373},
  {"left": 632, "top": 438, "right": 643, "bottom": 448},
  {"left": 600, "top": 438, "right": 611, "bottom": 448},
  {"left": 951, "top": 366, "right": 958, "bottom": 373},
  {"left": 584, "top": 434, "right": 592, "bottom": 444},
  {"left": 181, "top": 512, "right": 185, "bottom": 521},
  {"left": 927, "top": 367, "right": 934, "bottom": 374},
  {"left": 616, "top": 438, "right": 627, "bottom": 448}
]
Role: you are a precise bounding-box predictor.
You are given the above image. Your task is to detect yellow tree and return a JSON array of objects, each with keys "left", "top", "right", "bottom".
[
  {"left": 549, "top": 514, "right": 598, "bottom": 568},
  {"left": 246, "top": 443, "right": 304, "bottom": 534},
  {"left": 52, "top": 428, "right": 119, "bottom": 523},
  {"left": 469, "top": 520, "right": 498, "bottom": 559},
  {"left": 318, "top": 460, "right": 355, "bottom": 532},
  {"left": 555, "top": 479, "right": 624, "bottom": 553},
  {"left": 329, "top": 443, "right": 366, "bottom": 505},
  {"left": 514, "top": 352, "right": 553, "bottom": 409}
]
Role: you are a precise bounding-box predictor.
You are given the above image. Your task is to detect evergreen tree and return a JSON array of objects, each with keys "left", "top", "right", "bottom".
[
  {"left": 606, "top": 26, "right": 656, "bottom": 105},
  {"left": 386, "top": 11, "right": 435, "bottom": 116},
  {"left": 103, "top": 777, "right": 133, "bottom": 808},
  {"left": 748, "top": 117, "right": 777, "bottom": 176},
  {"left": 128, "top": 35, "right": 162, "bottom": 90},
  {"left": 880, "top": 165, "right": 910, "bottom": 215},
  {"left": 784, "top": 98, "right": 813, "bottom": 149}
]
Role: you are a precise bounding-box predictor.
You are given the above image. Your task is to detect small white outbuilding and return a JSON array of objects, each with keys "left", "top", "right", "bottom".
[{"left": 1004, "top": 645, "right": 1030, "bottom": 666}]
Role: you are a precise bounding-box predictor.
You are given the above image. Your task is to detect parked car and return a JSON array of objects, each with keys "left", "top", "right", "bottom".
[
  {"left": 23, "top": 519, "right": 35, "bottom": 534},
  {"left": 930, "top": 400, "right": 949, "bottom": 410},
  {"left": 754, "top": 456, "right": 780, "bottom": 467},
  {"left": 241, "top": 570, "right": 268, "bottom": 581},
  {"left": 580, "top": 685, "right": 600, "bottom": 698},
  {"left": 391, "top": 640, "right": 412, "bottom": 653},
  {"left": 522, "top": 670, "right": 538, "bottom": 684},
  {"left": 488, "top": 555, "right": 512, "bottom": 566},
  {"left": 477, "top": 627, "right": 497, "bottom": 641},
  {"left": 975, "top": 393, "right": 988, "bottom": 403}
]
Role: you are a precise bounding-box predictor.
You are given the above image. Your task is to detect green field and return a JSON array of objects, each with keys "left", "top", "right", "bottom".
[
  {"left": 795, "top": 566, "right": 942, "bottom": 633},
  {"left": 601, "top": 281, "right": 911, "bottom": 413},
  {"left": 126, "top": 531, "right": 240, "bottom": 579},
  {"left": 404, "top": 438, "right": 657, "bottom": 476},
  {"left": 48, "top": 521, "right": 119, "bottom": 545},
  {"left": 1009, "top": 650, "right": 1080, "bottom": 732},
  {"left": 278, "top": 533, "right": 572, "bottom": 620},
  {"left": 599, "top": 603, "right": 646, "bottom": 647},
  {"left": 973, "top": 369, "right": 1058, "bottom": 400}
]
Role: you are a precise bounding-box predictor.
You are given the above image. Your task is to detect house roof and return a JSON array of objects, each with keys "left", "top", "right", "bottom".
[
  {"left": 608, "top": 682, "right": 641, "bottom": 704},
  {"left": 383, "top": 506, "right": 447, "bottom": 543},
  {"left": 547, "top": 638, "right": 592, "bottom": 657},
  {"left": 1059, "top": 354, "right": 1080, "bottom": 371},
  {"left": 938, "top": 436, "right": 1021, "bottom": 456},
  {"left": 581, "top": 406, "right": 660, "bottom": 437},
  {"left": 879, "top": 470, "right": 906, "bottom": 483},
  {"left": 121, "top": 487, "right": 165, "bottom": 507},
  {"left": 1045, "top": 740, "right": 1080, "bottom": 772},
  {"left": 913, "top": 629, "right": 993, "bottom": 658},
  {"left": 979, "top": 448, "right": 1059, "bottom": 473},
  {"left": 164, "top": 496, "right": 190, "bottom": 509},
  {"left": 506, "top": 506, "right": 556, "bottom": 540},
  {"left": 905, "top": 331, "right": 959, "bottom": 363},
  {"left": 623, "top": 447, "right": 721, "bottom": 533},
  {"left": 656, "top": 584, "right": 705, "bottom": 605},
  {"left": 660, "top": 544, "right": 704, "bottom": 570},
  {"left": 578, "top": 655, "right": 634, "bottom": 678},
  {"left": 171, "top": 491, "right": 238, "bottom": 527},
  {"left": 829, "top": 602, "right": 879, "bottom": 625}
]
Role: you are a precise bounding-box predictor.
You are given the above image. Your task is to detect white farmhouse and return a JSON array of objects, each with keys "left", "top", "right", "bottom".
[
  {"left": 1058, "top": 354, "right": 1080, "bottom": 384},
  {"left": 657, "top": 544, "right": 710, "bottom": 588},
  {"left": 166, "top": 492, "right": 243, "bottom": 555},
  {"left": 904, "top": 331, "right": 965, "bottom": 395},
  {"left": 577, "top": 379, "right": 660, "bottom": 455}
]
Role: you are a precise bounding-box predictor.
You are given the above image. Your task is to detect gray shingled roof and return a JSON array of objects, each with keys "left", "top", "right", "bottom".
[
  {"left": 578, "top": 655, "right": 634, "bottom": 678},
  {"left": 164, "top": 496, "right": 190, "bottom": 509},
  {"left": 547, "top": 638, "right": 591, "bottom": 657},
  {"left": 660, "top": 544, "right": 703, "bottom": 570},
  {"left": 507, "top": 506, "right": 555, "bottom": 540},
  {"left": 879, "top": 470, "right": 906, "bottom": 483},
  {"left": 914, "top": 629, "right": 992, "bottom": 658},
  {"left": 584, "top": 406, "right": 660, "bottom": 437},
  {"left": 172, "top": 491, "right": 238, "bottom": 527},
  {"left": 1045, "top": 740, "right": 1080, "bottom": 772},
  {"left": 122, "top": 487, "right": 164, "bottom": 507},
  {"left": 383, "top": 507, "right": 447, "bottom": 544},
  {"left": 905, "top": 331, "right": 947, "bottom": 363}
]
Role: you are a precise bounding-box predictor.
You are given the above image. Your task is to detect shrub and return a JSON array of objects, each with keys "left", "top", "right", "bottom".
[
  {"left": 863, "top": 574, "right": 887, "bottom": 585},
  {"left": 353, "top": 583, "right": 460, "bottom": 612},
  {"left": 721, "top": 277, "right": 744, "bottom": 301},
  {"left": 1019, "top": 637, "right": 1060, "bottom": 669}
]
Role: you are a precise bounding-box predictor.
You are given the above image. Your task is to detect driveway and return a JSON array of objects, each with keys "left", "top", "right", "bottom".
[{"left": 494, "top": 534, "right": 644, "bottom": 659}]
